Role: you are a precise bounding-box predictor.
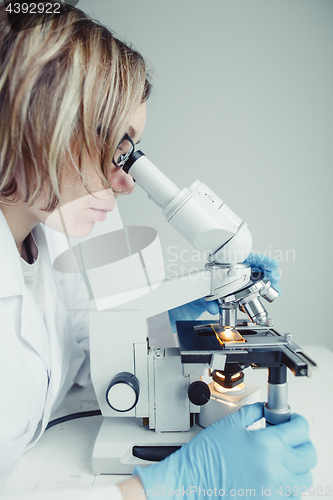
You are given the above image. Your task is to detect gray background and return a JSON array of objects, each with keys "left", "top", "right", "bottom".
[{"left": 78, "top": 0, "right": 333, "bottom": 349}]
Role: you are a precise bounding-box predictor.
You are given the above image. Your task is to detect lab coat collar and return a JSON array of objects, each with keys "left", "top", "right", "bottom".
[
  {"left": 32, "top": 225, "right": 73, "bottom": 414},
  {"left": 32, "top": 224, "right": 65, "bottom": 287},
  {"left": 0, "top": 209, "right": 71, "bottom": 416},
  {"left": 0, "top": 209, "right": 25, "bottom": 298},
  {"left": 18, "top": 223, "right": 69, "bottom": 377},
  {"left": 0, "top": 210, "right": 65, "bottom": 299},
  {"left": 0, "top": 216, "right": 66, "bottom": 368}
]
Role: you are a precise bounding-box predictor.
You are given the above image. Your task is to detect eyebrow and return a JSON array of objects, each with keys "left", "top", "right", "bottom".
[
  {"left": 128, "top": 125, "right": 140, "bottom": 144},
  {"left": 128, "top": 125, "right": 136, "bottom": 137}
]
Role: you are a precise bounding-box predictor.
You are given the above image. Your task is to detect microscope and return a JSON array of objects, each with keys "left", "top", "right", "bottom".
[{"left": 89, "top": 151, "right": 316, "bottom": 474}]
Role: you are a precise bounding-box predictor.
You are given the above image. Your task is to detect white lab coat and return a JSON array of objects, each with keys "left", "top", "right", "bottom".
[
  {"left": 0, "top": 209, "right": 172, "bottom": 500},
  {"left": 0, "top": 210, "right": 92, "bottom": 490}
]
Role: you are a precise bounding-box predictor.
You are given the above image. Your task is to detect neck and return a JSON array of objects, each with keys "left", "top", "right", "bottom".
[{"left": 0, "top": 201, "right": 39, "bottom": 257}]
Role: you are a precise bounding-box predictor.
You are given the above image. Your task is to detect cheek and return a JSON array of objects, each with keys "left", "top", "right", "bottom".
[
  {"left": 60, "top": 155, "right": 100, "bottom": 203},
  {"left": 45, "top": 211, "right": 95, "bottom": 239},
  {"left": 45, "top": 196, "right": 91, "bottom": 235}
]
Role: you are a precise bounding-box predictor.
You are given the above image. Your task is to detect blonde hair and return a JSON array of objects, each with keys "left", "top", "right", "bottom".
[{"left": 0, "top": 2, "right": 151, "bottom": 210}]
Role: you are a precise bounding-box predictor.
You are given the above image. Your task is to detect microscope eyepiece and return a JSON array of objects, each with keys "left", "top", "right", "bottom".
[{"left": 122, "top": 150, "right": 145, "bottom": 174}]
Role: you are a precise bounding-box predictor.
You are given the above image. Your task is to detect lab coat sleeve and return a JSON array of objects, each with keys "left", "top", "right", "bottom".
[
  {"left": 0, "top": 421, "right": 36, "bottom": 492},
  {"left": 53, "top": 272, "right": 91, "bottom": 410},
  {"left": 50, "top": 272, "right": 91, "bottom": 414},
  {"left": 0, "top": 294, "right": 48, "bottom": 491},
  {"left": 69, "top": 273, "right": 91, "bottom": 387},
  {"left": 1, "top": 484, "right": 123, "bottom": 500}
]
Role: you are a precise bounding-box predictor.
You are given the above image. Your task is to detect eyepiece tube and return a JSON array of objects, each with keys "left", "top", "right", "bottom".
[{"left": 123, "top": 151, "right": 180, "bottom": 209}]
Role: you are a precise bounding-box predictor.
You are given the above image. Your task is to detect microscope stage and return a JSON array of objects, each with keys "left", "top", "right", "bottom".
[
  {"left": 176, "top": 320, "right": 281, "bottom": 352},
  {"left": 176, "top": 321, "right": 316, "bottom": 377}
]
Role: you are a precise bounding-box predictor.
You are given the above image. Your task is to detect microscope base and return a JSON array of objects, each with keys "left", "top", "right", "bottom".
[{"left": 92, "top": 417, "right": 202, "bottom": 475}]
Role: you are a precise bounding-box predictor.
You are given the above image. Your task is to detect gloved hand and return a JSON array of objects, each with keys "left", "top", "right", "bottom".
[
  {"left": 168, "top": 298, "right": 219, "bottom": 332},
  {"left": 245, "top": 253, "right": 281, "bottom": 294},
  {"left": 134, "top": 403, "right": 317, "bottom": 499},
  {"left": 168, "top": 253, "right": 281, "bottom": 332}
]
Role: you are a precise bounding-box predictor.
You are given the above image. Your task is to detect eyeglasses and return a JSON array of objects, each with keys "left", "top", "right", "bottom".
[{"left": 113, "top": 133, "right": 135, "bottom": 168}]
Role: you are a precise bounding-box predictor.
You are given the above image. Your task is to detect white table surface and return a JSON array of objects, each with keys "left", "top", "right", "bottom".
[{"left": 3, "top": 345, "right": 333, "bottom": 497}]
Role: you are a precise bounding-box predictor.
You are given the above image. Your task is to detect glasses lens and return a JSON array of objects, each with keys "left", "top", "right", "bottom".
[{"left": 113, "top": 137, "right": 134, "bottom": 167}]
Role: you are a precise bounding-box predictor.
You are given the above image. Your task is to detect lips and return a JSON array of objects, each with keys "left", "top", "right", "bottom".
[
  {"left": 90, "top": 208, "right": 109, "bottom": 221},
  {"left": 90, "top": 200, "right": 115, "bottom": 214},
  {"left": 91, "top": 205, "right": 114, "bottom": 212},
  {"left": 88, "top": 190, "right": 116, "bottom": 220}
]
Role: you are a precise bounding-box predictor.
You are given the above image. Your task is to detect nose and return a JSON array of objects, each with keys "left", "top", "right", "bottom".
[{"left": 110, "top": 166, "right": 135, "bottom": 194}]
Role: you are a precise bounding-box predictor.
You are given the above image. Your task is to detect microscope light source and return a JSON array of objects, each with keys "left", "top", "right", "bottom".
[{"left": 212, "top": 369, "right": 244, "bottom": 389}]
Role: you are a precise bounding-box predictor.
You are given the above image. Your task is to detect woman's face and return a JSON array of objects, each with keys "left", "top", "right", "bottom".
[{"left": 43, "top": 102, "right": 146, "bottom": 238}]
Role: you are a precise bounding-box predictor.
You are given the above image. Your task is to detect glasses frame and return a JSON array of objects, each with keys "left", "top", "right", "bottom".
[{"left": 112, "top": 133, "right": 135, "bottom": 168}]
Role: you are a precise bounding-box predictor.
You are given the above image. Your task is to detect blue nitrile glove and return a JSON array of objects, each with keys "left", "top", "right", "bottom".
[
  {"left": 134, "top": 403, "right": 317, "bottom": 499},
  {"left": 168, "top": 298, "right": 219, "bottom": 333},
  {"left": 168, "top": 254, "right": 281, "bottom": 332},
  {"left": 245, "top": 253, "right": 281, "bottom": 294}
]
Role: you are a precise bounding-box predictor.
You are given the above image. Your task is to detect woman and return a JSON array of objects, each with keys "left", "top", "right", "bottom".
[{"left": 0, "top": 2, "right": 316, "bottom": 499}]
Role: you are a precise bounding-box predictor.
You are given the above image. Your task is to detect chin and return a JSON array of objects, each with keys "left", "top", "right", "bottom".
[{"left": 66, "top": 221, "right": 96, "bottom": 239}]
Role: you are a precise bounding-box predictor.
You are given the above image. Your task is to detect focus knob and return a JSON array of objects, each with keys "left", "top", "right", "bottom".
[
  {"left": 106, "top": 372, "right": 139, "bottom": 412},
  {"left": 188, "top": 381, "right": 210, "bottom": 406}
]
